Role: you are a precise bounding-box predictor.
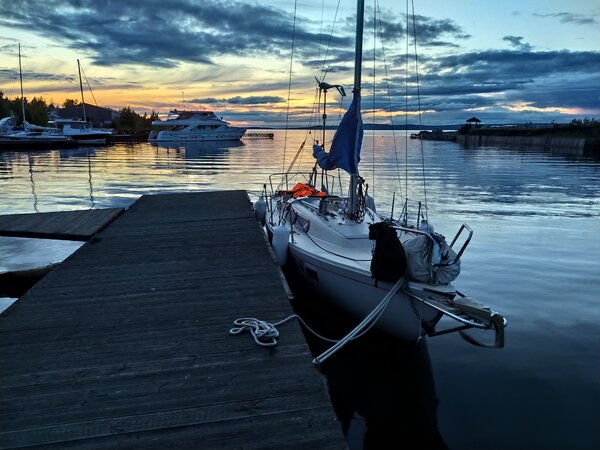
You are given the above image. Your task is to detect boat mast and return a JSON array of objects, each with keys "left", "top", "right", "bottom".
[
  {"left": 18, "top": 44, "right": 27, "bottom": 128},
  {"left": 77, "top": 59, "right": 87, "bottom": 123},
  {"left": 348, "top": 0, "right": 364, "bottom": 218}
]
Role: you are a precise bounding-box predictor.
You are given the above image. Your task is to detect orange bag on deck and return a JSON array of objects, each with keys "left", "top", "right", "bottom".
[{"left": 287, "top": 183, "right": 327, "bottom": 198}]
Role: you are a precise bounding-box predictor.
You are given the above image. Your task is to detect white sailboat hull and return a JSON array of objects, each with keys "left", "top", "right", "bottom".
[
  {"left": 264, "top": 196, "right": 444, "bottom": 342},
  {"left": 287, "top": 239, "right": 442, "bottom": 341}
]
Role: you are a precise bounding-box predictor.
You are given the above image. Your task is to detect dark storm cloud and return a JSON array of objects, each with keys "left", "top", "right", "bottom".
[
  {"left": 504, "top": 81, "right": 600, "bottom": 111},
  {"left": 0, "top": 1, "right": 468, "bottom": 71},
  {"left": 0, "top": 68, "right": 75, "bottom": 83},
  {"left": 363, "top": 11, "right": 468, "bottom": 47},
  {"left": 533, "top": 12, "right": 597, "bottom": 26},
  {"left": 410, "top": 14, "right": 471, "bottom": 46},
  {"left": 0, "top": 0, "right": 347, "bottom": 68},
  {"left": 380, "top": 49, "right": 600, "bottom": 117},
  {"left": 2, "top": 1, "right": 596, "bottom": 124},
  {"left": 502, "top": 35, "right": 532, "bottom": 52},
  {"left": 190, "top": 95, "right": 285, "bottom": 105},
  {"left": 431, "top": 50, "right": 599, "bottom": 79}
]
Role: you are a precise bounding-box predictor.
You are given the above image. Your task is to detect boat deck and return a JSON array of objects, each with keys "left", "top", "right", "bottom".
[{"left": 0, "top": 191, "right": 345, "bottom": 449}]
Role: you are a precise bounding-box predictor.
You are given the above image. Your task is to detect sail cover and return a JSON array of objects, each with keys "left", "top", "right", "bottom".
[{"left": 313, "top": 94, "right": 362, "bottom": 175}]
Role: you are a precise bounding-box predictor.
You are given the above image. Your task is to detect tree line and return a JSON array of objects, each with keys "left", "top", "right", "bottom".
[{"left": 0, "top": 91, "right": 158, "bottom": 133}]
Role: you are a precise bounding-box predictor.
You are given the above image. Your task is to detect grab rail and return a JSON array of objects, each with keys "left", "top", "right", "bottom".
[{"left": 449, "top": 224, "right": 473, "bottom": 261}]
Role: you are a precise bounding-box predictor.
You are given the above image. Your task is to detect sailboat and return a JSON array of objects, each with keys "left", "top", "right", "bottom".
[
  {"left": 255, "top": 0, "right": 506, "bottom": 352},
  {"left": 1, "top": 44, "right": 75, "bottom": 147},
  {"left": 48, "top": 60, "right": 113, "bottom": 145}
]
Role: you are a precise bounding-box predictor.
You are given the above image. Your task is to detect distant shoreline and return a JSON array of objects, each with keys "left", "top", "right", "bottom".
[{"left": 246, "top": 122, "right": 599, "bottom": 133}]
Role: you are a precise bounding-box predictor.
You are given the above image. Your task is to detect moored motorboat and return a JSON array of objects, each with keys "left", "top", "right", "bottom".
[
  {"left": 148, "top": 110, "right": 246, "bottom": 142},
  {"left": 47, "top": 118, "right": 112, "bottom": 145}
]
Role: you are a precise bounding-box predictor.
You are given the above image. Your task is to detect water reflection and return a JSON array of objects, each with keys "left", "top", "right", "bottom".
[
  {"left": 288, "top": 271, "right": 448, "bottom": 450},
  {"left": 150, "top": 139, "right": 245, "bottom": 156},
  {"left": 27, "top": 154, "right": 38, "bottom": 212},
  {"left": 0, "top": 132, "right": 598, "bottom": 448}
]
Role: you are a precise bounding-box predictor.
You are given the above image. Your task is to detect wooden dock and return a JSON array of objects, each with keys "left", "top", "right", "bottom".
[
  {"left": 242, "top": 132, "right": 274, "bottom": 139},
  {"left": 0, "top": 208, "right": 123, "bottom": 241},
  {"left": 0, "top": 191, "right": 345, "bottom": 449}
]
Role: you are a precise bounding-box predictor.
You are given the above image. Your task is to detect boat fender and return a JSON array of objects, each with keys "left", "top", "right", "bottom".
[
  {"left": 254, "top": 196, "right": 267, "bottom": 226},
  {"left": 272, "top": 225, "right": 290, "bottom": 266},
  {"left": 368, "top": 222, "right": 407, "bottom": 282}
]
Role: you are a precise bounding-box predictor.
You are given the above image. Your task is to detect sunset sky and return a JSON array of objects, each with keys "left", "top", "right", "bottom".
[{"left": 0, "top": 0, "right": 599, "bottom": 127}]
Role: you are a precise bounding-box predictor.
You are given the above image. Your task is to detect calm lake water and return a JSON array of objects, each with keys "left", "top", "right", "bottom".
[{"left": 1, "top": 131, "right": 599, "bottom": 449}]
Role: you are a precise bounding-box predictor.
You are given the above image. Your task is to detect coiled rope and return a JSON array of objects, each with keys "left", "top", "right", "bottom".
[
  {"left": 230, "top": 277, "right": 405, "bottom": 365},
  {"left": 229, "top": 314, "right": 337, "bottom": 348}
]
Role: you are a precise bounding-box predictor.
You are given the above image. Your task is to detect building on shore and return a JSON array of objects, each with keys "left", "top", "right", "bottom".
[{"left": 49, "top": 103, "right": 119, "bottom": 127}]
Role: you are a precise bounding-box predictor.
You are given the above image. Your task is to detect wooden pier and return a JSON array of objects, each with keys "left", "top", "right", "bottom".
[
  {"left": 0, "top": 208, "right": 123, "bottom": 241},
  {"left": 0, "top": 191, "right": 346, "bottom": 449},
  {"left": 242, "top": 132, "right": 274, "bottom": 139}
]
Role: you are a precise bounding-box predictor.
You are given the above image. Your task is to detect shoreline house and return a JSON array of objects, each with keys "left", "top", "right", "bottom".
[{"left": 49, "top": 103, "right": 119, "bottom": 127}]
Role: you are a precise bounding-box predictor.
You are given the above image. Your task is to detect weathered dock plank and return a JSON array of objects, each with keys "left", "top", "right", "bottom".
[
  {"left": 0, "top": 208, "right": 123, "bottom": 241},
  {"left": 0, "top": 191, "right": 345, "bottom": 450}
]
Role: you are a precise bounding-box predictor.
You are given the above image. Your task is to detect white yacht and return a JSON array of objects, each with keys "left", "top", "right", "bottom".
[
  {"left": 148, "top": 110, "right": 246, "bottom": 142},
  {"left": 47, "top": 118, "right": 112, "bottom": 145}
]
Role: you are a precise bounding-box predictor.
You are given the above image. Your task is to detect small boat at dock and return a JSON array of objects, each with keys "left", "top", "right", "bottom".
[
  {"left": 0, "top": 45, "right": 78, "bottom": 149},
  {"left": 254, "top": 0, "right": 506, "bottom": 360},
  {"left": 47, "top": 117, "right": 112, "bottom": 145},
  {"left": 45, "top": 60, "right": 113, "bottom": 145}
]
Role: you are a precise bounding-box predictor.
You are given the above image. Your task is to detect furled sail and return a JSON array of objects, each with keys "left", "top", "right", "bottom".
[{"left": 312, "top": 93, "right": 362, "bottom": 175}]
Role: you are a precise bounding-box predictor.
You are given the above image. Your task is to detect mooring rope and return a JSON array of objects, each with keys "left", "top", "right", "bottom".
[
  {"left": 230, "top": 277, "right": 405, "bottom": 364},
  {"left": 230, "top": 314, "right": 338, "bottom": 348}
]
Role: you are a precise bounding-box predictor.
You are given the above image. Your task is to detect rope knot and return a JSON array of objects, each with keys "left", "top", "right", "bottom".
[{"left": 229, "top": 318, "right": 281, "bottom": 347}]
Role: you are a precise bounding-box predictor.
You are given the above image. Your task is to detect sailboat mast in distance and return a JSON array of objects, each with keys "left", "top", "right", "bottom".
[
  {"left": 77, "top": 59, "right": 86, "bottom": 123},
  {"left": 18, "top": 44, "right": 26, "bottom": 125}
]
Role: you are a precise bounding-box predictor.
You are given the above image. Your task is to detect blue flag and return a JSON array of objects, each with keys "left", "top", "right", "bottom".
[{"left": 313, "top": 94, "right": 362, "bottom": 175}]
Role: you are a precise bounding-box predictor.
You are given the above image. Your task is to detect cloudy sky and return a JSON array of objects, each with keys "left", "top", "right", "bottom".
[{"left": 0, "top": 0, "right": 599, "bottom": 127}]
